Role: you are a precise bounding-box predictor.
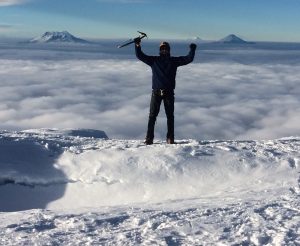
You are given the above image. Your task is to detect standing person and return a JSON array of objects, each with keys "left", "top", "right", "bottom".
[{"left": 135, "top": 38, "right": 197, "bottom": 145}]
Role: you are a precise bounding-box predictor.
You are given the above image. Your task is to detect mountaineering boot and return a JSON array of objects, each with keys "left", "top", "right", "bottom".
[
  {"left": 167, "top": 138, "right": 175, "bottom": 144},
  {"left": 144, "top": 138, "right": 153, "bottom": 145}
]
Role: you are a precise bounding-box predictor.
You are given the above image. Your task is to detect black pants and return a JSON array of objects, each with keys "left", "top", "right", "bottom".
[{"left": 146, "top": 90, "right": 174, "bottom": 140}]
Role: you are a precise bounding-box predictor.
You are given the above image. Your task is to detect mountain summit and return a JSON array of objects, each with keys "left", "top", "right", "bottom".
[
  {"left": 30, "top": 31, "right": 89, "bottom": 44},
  {"left": 219, "top": 34, "right": 250, "bottom": 44},
  {"left": 0, "top": 128, "right": 299, "bottom": 244}
]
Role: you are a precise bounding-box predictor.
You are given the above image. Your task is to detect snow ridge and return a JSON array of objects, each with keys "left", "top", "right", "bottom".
[
  {"left": 1, "top": 129, "right": 299, "bottom": 209},
  {"left": 0, "top": 129, "right": 300, "bottom": 245}
]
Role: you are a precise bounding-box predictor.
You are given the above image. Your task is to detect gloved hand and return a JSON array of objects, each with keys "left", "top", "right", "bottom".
[
  {"left": 134, "top": 37, "right": 141, "bottom": 46},
  {"left": 190, "top": 43, "right": 197, "bottom": 50}
]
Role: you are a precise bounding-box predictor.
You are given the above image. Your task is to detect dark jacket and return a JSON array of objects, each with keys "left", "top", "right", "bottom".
[{"left": 135, "top": 46, "right": 195, "bottom": 90}]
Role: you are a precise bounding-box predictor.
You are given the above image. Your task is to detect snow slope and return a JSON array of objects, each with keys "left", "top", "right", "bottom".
[{"left": 0, "top": 129, "right": 299, "bottom": 245}]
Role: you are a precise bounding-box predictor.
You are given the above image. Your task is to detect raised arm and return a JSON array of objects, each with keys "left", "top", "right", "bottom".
[
  {"left": 135, "top": 38, "right": 155, "bottom": 66},
  {"left": 174, "top": 43, "right": 197, "bottom": 67}
]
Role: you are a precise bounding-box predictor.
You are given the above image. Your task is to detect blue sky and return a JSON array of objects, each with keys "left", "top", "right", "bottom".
[{"left": 1, "top": 0, "right": 300, "bottom": 41}]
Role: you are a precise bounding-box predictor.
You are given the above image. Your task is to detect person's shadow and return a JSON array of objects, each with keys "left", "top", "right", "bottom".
[{"left": 0, "top": 136, "right": 66, "bottom": 212}]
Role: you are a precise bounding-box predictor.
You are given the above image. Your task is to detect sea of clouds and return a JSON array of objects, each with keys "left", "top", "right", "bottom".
[{"left": 0, "top": 41, "right": 300, "bottom": 140}]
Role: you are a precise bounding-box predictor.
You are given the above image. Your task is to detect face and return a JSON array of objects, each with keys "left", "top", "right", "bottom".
[{"left": 160, "top": 46, "right": 170, "bottom": 55}]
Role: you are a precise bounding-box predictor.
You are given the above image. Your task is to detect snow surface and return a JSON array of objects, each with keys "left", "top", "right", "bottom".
[{"left": 0, "top": 129, "right": 299, "bottom": 245}]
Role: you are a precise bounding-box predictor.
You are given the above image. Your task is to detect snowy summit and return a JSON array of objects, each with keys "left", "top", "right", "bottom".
[
  {"left": 192, "top": 37, "right": 203, "bottom": 41},
  {"left": 29, "top": 31, "right": 90, "bottom": 44},
  {"left": 0, "top": 128, "right": 299, "bottom": 245},
  {"left": 219, "top": 34, "right": 253, "bottom": 44}
]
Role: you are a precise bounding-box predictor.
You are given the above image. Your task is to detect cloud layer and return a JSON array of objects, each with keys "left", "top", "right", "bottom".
[
  {"left": 0, "top": 0, "right": 28, "bottom": 6},
  {"left": 96, "top": 0, "right": 146, "bottom": 3},
  {"left": 0, "top": 44, "right": 300, "bottom": 140}
]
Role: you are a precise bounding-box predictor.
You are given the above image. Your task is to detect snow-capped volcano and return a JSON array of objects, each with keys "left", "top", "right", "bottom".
[
  {"left": 192, "top": 37, "right": 203, "bottom": 41},
  {"left": 30, "top": 31, "right": 89, "bottom": 44},
  {"left": 219, "top": 34, "right": 251, "bottom": 44}
]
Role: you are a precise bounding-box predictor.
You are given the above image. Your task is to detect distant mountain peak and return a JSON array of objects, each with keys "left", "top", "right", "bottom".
[
  {"left": 219, "top": 34, "right": 249, "bottom": 44},
  {"left": 192, "top": 37, "right": 203, "bottom": 41},
  {"left": 30, "top": 31, "right": 89, "bottom": 44}
]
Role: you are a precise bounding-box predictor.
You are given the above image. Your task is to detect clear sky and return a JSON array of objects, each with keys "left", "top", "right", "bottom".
[{"left": 1, "top": 0, "right": 300, "bottom": 42}]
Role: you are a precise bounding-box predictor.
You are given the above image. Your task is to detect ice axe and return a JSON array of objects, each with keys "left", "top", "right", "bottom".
[{"left": 117, "top": 31, "right": 148, "bottom": 48}]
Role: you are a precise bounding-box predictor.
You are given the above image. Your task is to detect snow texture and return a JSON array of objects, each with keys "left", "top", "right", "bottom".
[{"left": 0, "top": 129, "right": 299, "bottom": 245}]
